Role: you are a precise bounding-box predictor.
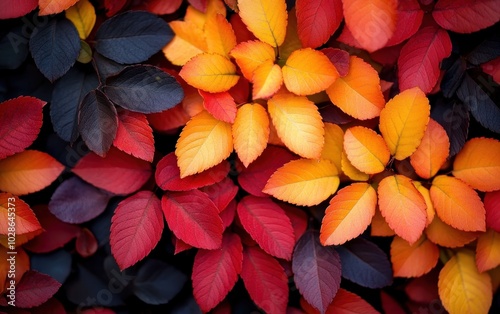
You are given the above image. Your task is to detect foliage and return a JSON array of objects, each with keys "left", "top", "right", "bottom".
[{"left": 0, "top": 0, "right": 500, "bottom": 313}]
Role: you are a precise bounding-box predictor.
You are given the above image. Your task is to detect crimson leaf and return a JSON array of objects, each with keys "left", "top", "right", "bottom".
[{"left": 15, "top": 271, "right": 62, "bottom": 308}]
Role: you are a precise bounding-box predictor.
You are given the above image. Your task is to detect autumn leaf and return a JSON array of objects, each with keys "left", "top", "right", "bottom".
[
  {"left": 371, "top": 208, "right": 395, "bottom": 237},
  {"left": 0, "top": 193, "right": 41, "bottom": 235},
  {"left": 321, "top": 123, "right": 344, "bottom": 172},
  {"left": 113, "top": 110, "right": 155, "bottom": 162},
  {"left": 425, "top": 215, "right": 478, "bottom": 248},
  {"left": 65, "top": 0, "right": 96, "bottom": 39},
  {"left": 341, "top": 151, "right": 370, "bottom": 182},
  {"left": 390, "top": 235, "right": 439, "bottom": 278},
  {"left": 175, "top": 110, "right": 233, "bottom": 177},
  {"left": 163, "top": 20, "right": 207, "bottom": 66},
  {"left": 252, "top": 60, "right": 283, "bottom": 100},
  {"left": 296, "top": 0, "right": 343, "bottom": 48},
  {"left": 199, "top": 90, "right": 237, "bottom": 123},
  {"left": 263, "top": 158, "right": 340, "bottom": 206},
  {"left": 230, "top": 40, "right": 275, "bottom": 80},
  {"left": 204, "top": 13, "right": 237, "bottom": 57},
  {"left": 39, "top": 0, "right": 79, "bottom": 15},
  {"left": 343, "top": 126, "right": 390, "bottom": 174},
  {"left": 476, "top": 229, "right": 500, "bottom": 272},
  {"left": 413, "top": 181, "right": 435, "bottom": 226}
]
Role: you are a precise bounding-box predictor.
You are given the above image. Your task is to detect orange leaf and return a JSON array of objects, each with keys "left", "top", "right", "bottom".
[
  {"left": 163, "top": 21, "right": 207, "bottom": 66},
  {"left": 342, "top": 0, "right": 398, "bottom": 52},
  {"left": 321, "top": 123, "right": 344, "bottom": 173},
  {"left": 476, "top": 229, "right": 500, "bottom": 272},
  {"left": 452, "top": 137, "right": 500, "bottom": 192},
  {"left": 326, "top": 56, "right": 385, "bottom": 120},
  {"left": 282, "top": 48, "right": 339, "bottom": 96},
  {"left": 410, "top": 119, "right": 450, "bottom": 179},
  {"left": 379, "top": 87, "right": 430, "bottom": 160},
  {"left": 179, "top": 53, "right": 239, "bottom": 93},
  {"left": 0, "top": 193, "right": 41, "bottom": 235},
  {"left": 371, "top": 208, "right": 395, "bottom": 237},
  {"left": 237, "top": 0, "right": 287, "bottom": 47},
  {"left": 341, "top": 151, "right": 370, "bottom": 182},
  {"left": 391, "top": 235, "right": 439, "bottom": 278},
  {"left": 320, "top": 183, "right": 377, "bottom": 246},
  {"left": 175, "top": 111, "right": 233, "bottom": 177},
  {"left": 252, "top": 60, "right": 283, "bottom": 100},
  {"left": 343, "top": 126, "right": 390, "bottom": 174},
  {"left": 0, "top": 150, "right": 65, "bottom": 195},
  {"left": 267, "top": 91, "right": 325, "bottom": 159},
  {"left": 39, "top": 0, "right": 78, "bottom": 15},
  {"left": 377, "top": 175, "right": 427, "bottom": 244},
  {"left": 430, "top": 175, "right": 485, "bottom": 232},
  {"left": 232, "top": 103, "right": 270, "bottom": 167},
  {"left": 263, "top": 158, "right": 339, "bottom": 206},
  {"left": 413, "top": 181, "right": 435, "bottom": 226},
  {"left": 425, "top": 215, "right": 478, "bottom": 248},
  {"left": 230, "top": 40, "right": 276, "bottom": 81},
  {"left": 205, "top": 13, "right": 237, "bottom": 57},
  {"left": 438, "top": 250, "right": 492, "bottom": 314}
]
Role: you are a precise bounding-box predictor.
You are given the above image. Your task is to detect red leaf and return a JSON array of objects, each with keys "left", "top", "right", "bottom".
[
  {"left": 237, "top": 196, "right": 295, "bottom": 260},
  {"left": 281, "top": 203, "right": 308, "bottom": 241},
  {"left": 380, "top": 291, "right": 406, "bottom": 314},
  {"left": 155, "top": 152, "right": 230, "bottom": 191},
  {"left": 296, "top": 0, "right": 343, "bottom": 48},
  {"left": 0, "top": 193, "right": 41, "bottom": 235},
  {"left": 398, "top": 26, "right": 452, "bottom": 93},
  {"left": 337, "top": 26, "right": 363, "bottom": 50},
  {"left": 104, "top": 0, "right": 127, "bottom": 16},
  {"left": 147, "top": 104, "right": 190, "bottom": 133},
  {"left": 15, "top": 271, "right": 61, "bottom": 308},
  {"left": 238, "top": 145, "right": 297, "bottom": 197},
  {"left": 0, "top": 0, "right": 37, "bottom": 19},
  {"left": 230, "top": 14, "right": 257, "bottom": 44},
  {"left": 143, "top": 0, "right": 182, "bottom": 14},
  {"left": 241, "top": 246, "right": 288, "bottom": 314},
  {"left": 220, "top": 199, "right": 237, "bottom": 229},
  {"left": 72, "top": 147, "right": 152, "bottom": 195},
  {"left": 192, "top": 233, "right": 243, "bottom": 312},
  {"left": 113, "top": 110, "right": 155, "bottom": 162},
  {"left": 386, "top": 0, "right": 424, "bottom": 46},
  {"left": 110, "top": 191, "right": 164, "bottom": 270},
  {"left": 188, "top": 0, "right": 207, "bottom": 12},
  {"left": 162, "top": 190, "right": 223, "bottom": 249},
  {"left": 328, "top": 288, "right": 380, "bottom": 314},
  {"left": 485, "top": 190, "right": 500, "bottom": 233},
  {"left": 173, "top": 236, "right": 193, "bottom": 254},
  {"left": 432, "top": 0, "right": 500, "bottom": 33},
  {"left": 199, "top": 91, "right": 237, "bottom": 123},
  {"left": 76, "top": 228, "right": 98, "bottom": 258},
  {"left": 200, "top": 177, "right": 239, "bottom": 212},
  {"left": 0, "top": 96, "right": 45, "bottom": 160},
  {"left": 321, "top": 48, "right": 350, "bottom": 77},
  {"left": 481, "top": 57, "right": 500, "bottom": 84},
  {"left": 404, "top": 270, "right": 439, "bottom": 304}
]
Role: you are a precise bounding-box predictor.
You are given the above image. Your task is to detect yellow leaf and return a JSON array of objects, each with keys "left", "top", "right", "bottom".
[
  {"left": 426, "top": 215, "right": 478, "bottom": 248},
  {"left": 179, "top": 53, "right": 239, "bottom": 93},
  {"left": 379, "top": 87, "right": 430, "bottom": 160},
  {"left": 237, "top": 0, "right": 287, "bottom": 47},
  {"left": 413, "top": 181, "right": 435, "bottom": 226},
  {"left": 476, "top": 229, "right": 500, "bottom": 272},
  {"left": 282, "top": 48, "right": 339, "bottom": 96},
  {"left": 321, "top": 123, "right": 344, "bottom": 173},
  {"left": 263, "top": 158, "right": 339, "bottom": 206},
  {"left": 438, "top": 250, "right": 492, "bottom": 314},
  {"left": 320, "top": 182, "right": 377, "bottom": 246},
  {"left": 343, "top": 126, "right": 390, "bottom": 174},
  {"left": 391, "top": 235, "right": 439, "bottom": 278},
  {"left": 65, "top": 0, "right": 96, "bottom": 39},
  {"left": 163, "top": 21, "right": 207, "bottom": 66},
  {"left": 205, "top": 13, "right": 237, "bottom": 57},
  {"left": 326, "top": 56, "right": 385, "bottom": 120},
  {"left": 252, "top": 60, "right": 283, "bottom": 100},
  {"left": 341, "top": 151, "right": 370, "bottom": 181},
  {"left": 430, "top": 175, "right": 485, "bottom": 232},
  {"left": 453, "top": 137, "right": 500, "bottom": 192},
  {"left": 278, "top": 7, "right": 302, "bottom": 61},
  {"left": 233, "top": 103, "right": 270, "bottom": 167},
  {"left": 175, "top": 111, "right": 233, "bottom": 177},
  {"left": 377, "top": 175, "right": 427, "bottom": 244},
  {"left": 267, "top": 91, "right": 325, "bottom": 159},
  {"left": 230, "top": 40, "right": 276, "bottom": 81}
]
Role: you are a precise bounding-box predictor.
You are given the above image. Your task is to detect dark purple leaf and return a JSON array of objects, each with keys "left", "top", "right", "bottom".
[
  {"left": 431, "top": 98, "right": 470, "bottom": 156},
  {"left": 29, "top": 19, "right": 80, "bottom": 82},
  {"left": 467, "top": 34, "right": 500, "bottom": 65},
  {"left": 93, "top": 52, "right": 126, "bottom": 81},
  {"left": 292, "top": 231, "right": 341, "bottom": 314},
  {"left": 103, "top": 65, "right": 184, "bottom": 114},
  {"left": 78, "top": 89, "right": 118, "bottom": 156},
  {"left": 51, "top": 66, "right": 99, "bottom": 142},
  {"left": 95, "top": 11, "right": 173, "bottom": 64},
  {"left": 441, "top": 57, "right": 466, "bottom": 98},
  {"left": 319, "top": 104, "right": 355, "bottom": 125},
  {"left": 49, "top": 177, "right": 113, "bottom": 224},
  {"left": 15, "top": 271, "right": 62, "bottom": 308},
  {"left": 335, "top": 237, "right": 392, "bottom": 289}
]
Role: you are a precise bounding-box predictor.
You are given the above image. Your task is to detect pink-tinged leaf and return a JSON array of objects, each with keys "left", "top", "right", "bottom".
[
  {"left": 199, "top": 91, "right": 237, "bottom": 123},
  {"left": 238, "top": 145, "right": 297, "bottom": 197},
  {"left": 237, "top": 196, "right": 295, "bottom": 260},
  {"left": 104, "top": 0, "right": 126, "bottom": 16},
  {"left": 386, "top": 0, "right": 424, "bottom": 46},
  {"left": 485, "top": 190, "right": 500, "bottom": 233},
  {"left": 113, "top": 110, "right": 154, "bottom": 162},
  {"left": 337, "top": 25, "right": 363, "bottom": 50},
  {"left": 220, "top": 199, "right": 237, "bottom": 229},
  {"left": 143, "top": 0, "right": 182, "bottom": 14},
  {"left": 200, "top": 177, "right": 238, "bottom": 212},
  {"left": 0, "top": 96, "right": 45, "bottom": 160},
  {"left": 398, "top": 26, "right": 452, "bottom": 93},
  {"left": 292, "top": 231, "right": 341, "bottom": 313},
  {"left": 76, "top": 228, "right": 98, "bottom": 258},
  {"left": 0, "top": 0, "right": 37, "bottom": 19},
  {"left": 321, "top": 48, "right": 350, "bottom": 77},
  {"left": 188, "top": 0, "right": 208, "bottom": 12},
  {"left": 155, "top": 152, "right": 230, "bottom": 191},
  {"left": 110, "top": 191, "right": 163, "bottom": 270},
  {"left": 241, "top": 246, "right": 288, "bottom": 314},
  {"left": 296, "top": 0, "right": 343, "bottom": 48},
  {"left": 192, "top": 233, "right": 243, "bottom": 312},
  {"left": 328, "top": 288, "right": 380, "bottom": 314},
  {"left": 162, "top": 190, "right": 223, "bottom": 249},
  {"left": 15, "top": 271, "right": 61, "bottom": 308},
  {"left": 173, "top": 236, "right": 193, "bottom": 254},
  {"left": 432, "top": 0, "right": 500, "bottom": 33},
  {"left": 281, "top": 203, "right": 308, "bottom": 242},
  {"left": 72, "top": 147, "right": 152, "bottom": 195}
]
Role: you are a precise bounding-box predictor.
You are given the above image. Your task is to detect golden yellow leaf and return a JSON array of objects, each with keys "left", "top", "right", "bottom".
[
  {"left": 65, "top": 0, "right": 96, "bottom": 39},
  {"left": 230, "top": 40, "right": 276, "bottom": 81},
  {"left": 232, "top": 103, "right": 270, "bottom": 167},
  {"left": 238, "top": 0, "right": 288, "bottom": 47},
  {"left": 263, "top": 158, "right": 340, "bottom": 206},
  {"left": 438, "top": 250, "right": 492, "bottom": 314},
  {"left": 341, "top": 151, "right": 370, "bottom": 181},
  {"left": 321, "top": 123, "right": 344, "bottom": 173},
  {"left": 343, "top": 126, "right": 390, "bottom": 174},
  {"left": 175, "top": 111, "right": 233, "bottom": 177},
  {"left": 267, "top": 91, "right": 324, "bottom": 159},
  {"left": 413, "top": 181, "right": 435, "bottom": 226},
  {"left": 252, "top": 60, "right": 283, "bottom": 100},
  {"left": 379, "top": 87, "right": 430, "bottom": 160},
  {"left": 163, "top": 21, "right": 207, "bottom": 66},
  {"left": 205, "top": 13, "right": 237, "bottom": 57}
]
